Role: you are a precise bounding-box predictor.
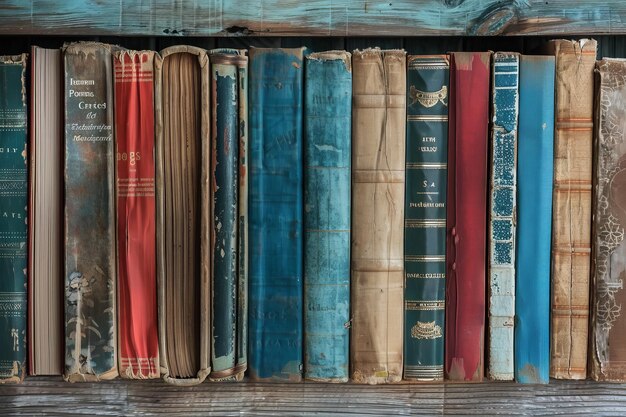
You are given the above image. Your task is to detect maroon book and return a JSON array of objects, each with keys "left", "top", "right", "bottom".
[{"left": 445, "top": 52, "right": 491, "bottom": 382}]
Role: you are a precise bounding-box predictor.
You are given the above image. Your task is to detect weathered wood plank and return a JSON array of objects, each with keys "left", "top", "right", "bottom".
[
  {"left": 1, "top": 378, "right": 626, "bottom": 416},
  {"left": 0, "top": 0, "right": 625, "bottom": 36}
]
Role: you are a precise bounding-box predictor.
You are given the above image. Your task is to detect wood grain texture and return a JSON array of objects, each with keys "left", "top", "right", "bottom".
[
  {"left": 0, "top": 378, "right": 626, "bottom": 415},
  {"left": 1, "top": 0, "right": 626, "bottom": 36}
]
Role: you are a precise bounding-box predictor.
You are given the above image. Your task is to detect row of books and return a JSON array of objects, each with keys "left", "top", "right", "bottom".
[{"left": 0, "top": 38, "right": 621, "bottom": 385}]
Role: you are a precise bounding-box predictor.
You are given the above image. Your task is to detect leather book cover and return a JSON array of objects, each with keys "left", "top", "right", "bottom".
[
  {"left": 590, "top": 58, "right": 626, "bottom": 381},
  {"left": 403, "top": 54, "right": 449, "bottom": 381},
  {"left": 445, "top": 52, "right": 490, "bottom": 382},
  {"left": 155, "top": 45, "right": 211, "bottom": 385},
  {"left": 208, "top": 48, "right": 248, "bottom": 381},
  {"left": 63, "top": 42, "right": 118, "bottom": 381},
  {"left": 303, "top": 51, "right": 351, "bottom": 383},
  {"left": 547, "top": 39, "right": 596, "bottom": 380},
  {"left": 114, "top": 50, "right": 159, "bottom": 379},
  {"left": 487, "top": 52, "right": 519, "bottom": 381},
  {"left": 248, "top": 47, "right": 305, "bottom": 381},
  {"left": 515, "top": 55, "right": 555, "bottom": 384},
  {"left": 0, "top": 54, "right": 28, "bottom": 384},
  {"left": 351, "top": 48, "right": 405, "bottom": 384}
]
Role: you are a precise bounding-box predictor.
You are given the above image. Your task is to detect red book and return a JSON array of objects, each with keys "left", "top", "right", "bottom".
[
  {"left": 445, "top": 52, "right": 491, "bottom": 382},
  {"left": 114, "top": 51, "right": 159, "bottom": 379}
]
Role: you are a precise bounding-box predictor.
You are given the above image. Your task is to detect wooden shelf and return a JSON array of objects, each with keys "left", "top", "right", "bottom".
[{"left": 0, "top": 378, "right": 625, "bottom": 415}]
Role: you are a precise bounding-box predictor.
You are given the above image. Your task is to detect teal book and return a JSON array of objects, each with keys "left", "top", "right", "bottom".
[
  {"left": 403, "top": 54, "right": 449, "bottom": 381},
  {"left": 303, "top": 51, "right": 351, "bottom": 382},
  {"left": 0, "top": 54, "right": 28, "bottom": 384},
  {"left": 515, "top": 55, "right": 554, "bottom": 384}
]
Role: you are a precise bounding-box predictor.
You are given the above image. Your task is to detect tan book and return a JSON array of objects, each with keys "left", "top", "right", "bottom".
[
  {"left": 155, "top": 46, "right": 211, "bottom": 385},
  {"left": 350, "top": 48, "right": 405, "bottom": 384},
  {"left": 547, "top": 39, "right": 597, "bottom": 380},
  {"left": 590, "top": 58, "right": 626, "bottom": 381}
]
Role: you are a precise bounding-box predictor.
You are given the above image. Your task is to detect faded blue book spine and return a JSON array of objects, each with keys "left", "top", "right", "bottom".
[
  {"left": 248, "top": 47, "right": 305, "bottom": 381},
  {"left": 515, "top": 55, "right": 555, "bottom": 384},
  {"left": 303, "top": 52, "right": 351, "bottom": 382}
]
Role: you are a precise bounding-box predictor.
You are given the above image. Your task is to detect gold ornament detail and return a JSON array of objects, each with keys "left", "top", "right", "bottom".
[
  {"left": 411, "top": 321, "right": 443, "bottom": 339},
  {"left": 409, "top": 85, "right": 448, "bottom": 108}
]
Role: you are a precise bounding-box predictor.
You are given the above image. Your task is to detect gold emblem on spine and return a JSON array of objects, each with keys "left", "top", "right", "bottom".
[
  {"left": 411, "top": 321, "right": 443, "bottom": 339},
  {"left": 409, "top": 85, "right": 448, "bottom": 108}
]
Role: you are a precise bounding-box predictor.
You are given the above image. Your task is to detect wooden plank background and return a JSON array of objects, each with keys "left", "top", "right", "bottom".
[{"left": 1, "top": 0, "right": 626, "bottom": 37}]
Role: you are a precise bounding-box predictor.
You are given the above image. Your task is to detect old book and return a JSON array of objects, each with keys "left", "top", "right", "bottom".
[
  {"left": 114, "top": 50, "right": 159, "bottom": 379},
  {"left": 487, "top": 52, "right": 519, "bottom": 381},
  {"left": 547, "top": 39, "right": 597, "bottom": 380},
  {"left": 155, "top": 46, "right": 211, "bottom": 385},
  {"left": 208, "top": 48, "right": 248, "bottom": 381},
  {"left": 445, "top": 52, "right": 490, "bottom": 382},
  {"left": 403, "top": 54, "right": 449, "bottom": 381},
  {"left": 248, "top": 47, "right": 305, "bottom": 381},
  {"left": 0, "top": 54, "right": 28, "bottom": 384},
  {"left": 303, "top": 51, "right": 351, "bottom": 383},
  {"left": 590, "top": 58, "right": 626, "bottom": 381},
  {"left": 29, "top": 46, "right": 63, "bottom": 376},
  {"left": 63, "top": 42, "right": 117, "bottom": 382},
  {"left": 351, "top": 48, "right": 406, "bottom": 384},
  {"left": 515, "top": 55, "right": 555, "bottom": 384}
]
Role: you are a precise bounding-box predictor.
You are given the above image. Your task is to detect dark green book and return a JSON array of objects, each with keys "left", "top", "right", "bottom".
[
  {"left": 403, "top": 55, "right": 449, "bottom": 381},
  {"left": 0, "top": 54, "right": 28, "bottom": 384}
]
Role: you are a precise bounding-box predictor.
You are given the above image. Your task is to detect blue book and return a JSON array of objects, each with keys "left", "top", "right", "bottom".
[
  {"left": 515, "top": 55, "right": 555, "bottom": 384},
  {"left": 303, "top": 51, "right": 351, "bottom": 382},
  {"left": 248, "top": 47, "right": 305, "bottom": 381}
]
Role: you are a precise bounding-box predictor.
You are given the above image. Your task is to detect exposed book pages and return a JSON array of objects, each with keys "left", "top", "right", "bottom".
[
  {"left": 590, "top": 58, "right": 626, "bottom": 381},
  {"left": 114, "top": 50, "right": 159, "bottom": 379},
  {"left": 29, "top": 47, "right": 63, "bottom": 377},
  {"left": 208, "top": 48, "right": 248, "bottom": 381},
  {"left": 248, "top": 47, "right": 305, "bottom": 381},
  {"left": 0, "top": 54, "right": 28, "bottom": 383},
  {"left": 303, "top": 51, "right": 351, "bottom": 383},
  {"left": 547, "top": 39, "right": 597, "bottom": 380},
  {"left": 351, "top": 48, "right": 406, "bottom": 384},
  {"left": 63, "top": 42, "right": 118, "bottom": 382},
  {"left": 445, "top": 52, "right": 490, "bottom": 382},
  {"left": 487, "top": 52, "right": 519, "bottom": 381},
  {"left": 515, "top": 55, "right": 555, "bottom": 384},
  {"left": 155, "top": 46, "right": 211, "bottom": 385},
  {"left": 403, "top": 54, "right": 449, "bottom": 381}
]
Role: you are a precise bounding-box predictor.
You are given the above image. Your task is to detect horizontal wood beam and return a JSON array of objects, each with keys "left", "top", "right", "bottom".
[{"left": 0, "top": 0, "right": 624, "bottom": 37}]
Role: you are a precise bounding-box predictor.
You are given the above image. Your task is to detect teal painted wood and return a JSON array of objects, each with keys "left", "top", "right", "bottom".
[
  {"left": 515, "top": 55, "right": 554, "bottom": 384},
  {"left": 488, "top": 52, "right": 518, "bottom": 381},
  {"left": 0, "top": 54, "right": 27, "bottom": 384},
  {"left": 1, "top": 1, "right": 626, "bottom": 36},
  {"left": 303, "top": 51, "right": 351, "bottom": 382},
  {"left": 403, "top": 55, "right": 449, "bottom": 381}
]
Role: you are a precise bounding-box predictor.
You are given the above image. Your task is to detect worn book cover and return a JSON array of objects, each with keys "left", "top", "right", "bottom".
[
  {"left": 63, "top": 42, "right": 117, "bottom": 381},
  {"left": 547, "top": 39, "right": 597, "bottom": 380},
  {"left": 0, "top": 54, "right": 28, "bottom": 384},
  {"left": 303, "top": 51, "right": 351, "bottom": 383},
  {"left": 403, "top": 54, "right": 449, "bottom": 381},
  {"left": 114, "top": 50, "right": 159, "bottom": 379},
  {"left": 351, "top": 48, "right": 406, "bottom": 384},
  {"left": 445, "top": 52, "right": 490, "bottom": 382}
]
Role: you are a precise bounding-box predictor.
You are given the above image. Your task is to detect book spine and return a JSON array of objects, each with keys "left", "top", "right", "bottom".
[
  {"left": 515, "top": 55, "right": 555, "bottom": 384},
  {"left": 0, "top": 54, "right": 28, "bottom": 384},
  {"left": 445, "top": 52, "right": 490, "bottom": 382},
  {"left": 208, "top": 50, "right": 248, "bottom": 380},
  {"left": 248, "top": 47, "right": 304, "bottom": 381},
  {"left": 303, "top": 51, "right": 351, "bottom": 383},
  {"left": 487, "top": 52, "right": 519, "bottom": 381},
  {"left": 351, "top": 48, "right": 406, "bottom": 384},
  {"left": 549, "top": 39, "right": 597, "bottom": 380},
  {"left": 590, "top": 58, "right": 626, "bottom": 382},
  {"left": 403, "top": 55, "right": 449, "bottom": 381},
  {"left": 114, "top": 50, "right": 159, "bottom": 379},
  {"left": 63, "top": 42, "right": 117, "bottom": 381}
]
